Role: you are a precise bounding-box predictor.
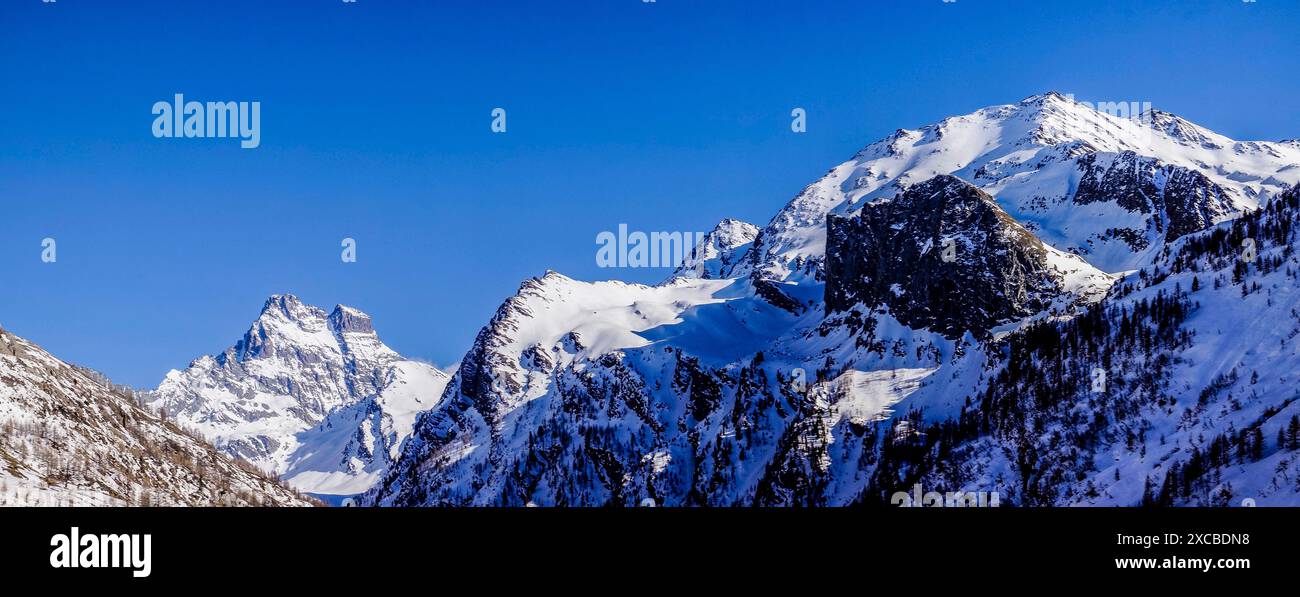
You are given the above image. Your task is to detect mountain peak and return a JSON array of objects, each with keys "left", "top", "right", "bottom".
[
  {"left": 258, "top": 293, "right": 325, "bottom": 323},
  {"left": 263, "top": 292, "right": 301, "bottom": 308},
  {"left": 671, "top": 218, "right": 759, "bottom": 280},
  {"left": 148, "top": 294, "right": 447, "bottom": 496},
  {"left": 706, "top": 218, "right": 759, "bottom": 247},
  {"left": 742, "top": 91, "right": 1300, "bottom": 284},
  {"left": 1018, "top": 90, "right": 1070, "bottom": 106}
]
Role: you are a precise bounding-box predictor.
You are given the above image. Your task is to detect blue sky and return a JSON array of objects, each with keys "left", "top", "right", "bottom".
[{"left": 2, "top": 0, "right": 1298, "bottom": 388}]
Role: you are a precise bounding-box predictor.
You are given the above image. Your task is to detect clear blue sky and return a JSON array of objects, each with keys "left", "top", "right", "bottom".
[{"left": 2, "top": 0, "right": 1298, "bottom": 388}]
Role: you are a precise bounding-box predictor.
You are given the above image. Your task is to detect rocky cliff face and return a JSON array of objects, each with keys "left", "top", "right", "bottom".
[
  {"left": 1073, "top": 151, "right": 1235, "bottom": 245},
  {"left": 825, "top": 175, "right": 1111, "bottom": 339}
]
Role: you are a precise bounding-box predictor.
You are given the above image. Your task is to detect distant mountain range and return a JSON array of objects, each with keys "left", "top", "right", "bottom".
[
  {"left": 6, "top": 92, "right": 1300, "bottom": 506},
  {"left": 367, "top": 93, "right": 1300, "bottom": 506}
]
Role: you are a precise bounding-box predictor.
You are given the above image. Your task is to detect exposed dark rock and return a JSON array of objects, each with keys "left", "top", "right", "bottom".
[
  {"left": 1074, "top": 151, "right": 1233, "bottom": 241},
  {"left": 753, "top": 279, "right": 805, "bottom": 314},
  {"left": 824, "top": 175, "right": 1065, "bottom": 339}
]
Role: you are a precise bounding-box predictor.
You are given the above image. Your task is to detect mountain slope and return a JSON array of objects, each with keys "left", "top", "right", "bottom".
[
  {"left": 870, "top": 185, "right": 1300, "bottom": 506},
  {"left": 369, "top": 93, "right": 1299, "bottom": 507},
  {"left": 0, "top": 326, "right": 311, "bottom": 506},
  {"left": 147, "top": 294, "right": 449, "bottom": 496},
  {"left": 365, "top": 178, "right": 1114, "bottom": 506}
]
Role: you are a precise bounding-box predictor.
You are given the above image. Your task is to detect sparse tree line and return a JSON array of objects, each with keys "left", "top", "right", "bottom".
[{"left": 855, "top": 186, "right": 1300, "bottom": 506}]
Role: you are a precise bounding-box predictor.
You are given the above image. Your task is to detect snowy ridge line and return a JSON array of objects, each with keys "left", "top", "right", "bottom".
[{"left": 366, "top": 93, "right": 1300, "bottom": 507}]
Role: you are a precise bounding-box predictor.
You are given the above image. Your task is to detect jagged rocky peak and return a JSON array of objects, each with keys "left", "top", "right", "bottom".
[
  {"left": 233, "top": 294, "right": 325, "bottom": 360},
  {"left": 255, "top": 293, "right": 374, "bottom": 333},
  {"left": 442, "top": 271, "right": 577, "bottom": 423},
  {"left": 230, "top": 293, "right": 393, "bottom": 363},
  {"left": 259, "top": 293, "right": 323, "bottom": 323},
  {"left": 1013, "top": 90, "right": 1073, "bottom": 116},
  {"left": 824, "top": 175, "right": 1107, "bottom": 339},
  {"left": 147, "top": 293, "right": 449, "bottom": 496},
  {"left": 671, "top": 218, "right": 759, "bottom": 280}
]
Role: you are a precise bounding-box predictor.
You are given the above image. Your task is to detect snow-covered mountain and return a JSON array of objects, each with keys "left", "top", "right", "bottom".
[
  {"left": 737, "top": 92, "right": 1299, "bottom": 282},
  {"left": 146, "top": 294, "right": 449, "bottom": 496},
  {"left": 0, "top": 325, "right": 310, "bottom": 506},
  {"left": 367, "top": 92, "right": 1300, "bottom": 507}
]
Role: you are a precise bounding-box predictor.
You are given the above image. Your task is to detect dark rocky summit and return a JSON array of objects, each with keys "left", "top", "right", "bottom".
[{"left": 825, "top": 175, "right": 1066, "bottom": 339}]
